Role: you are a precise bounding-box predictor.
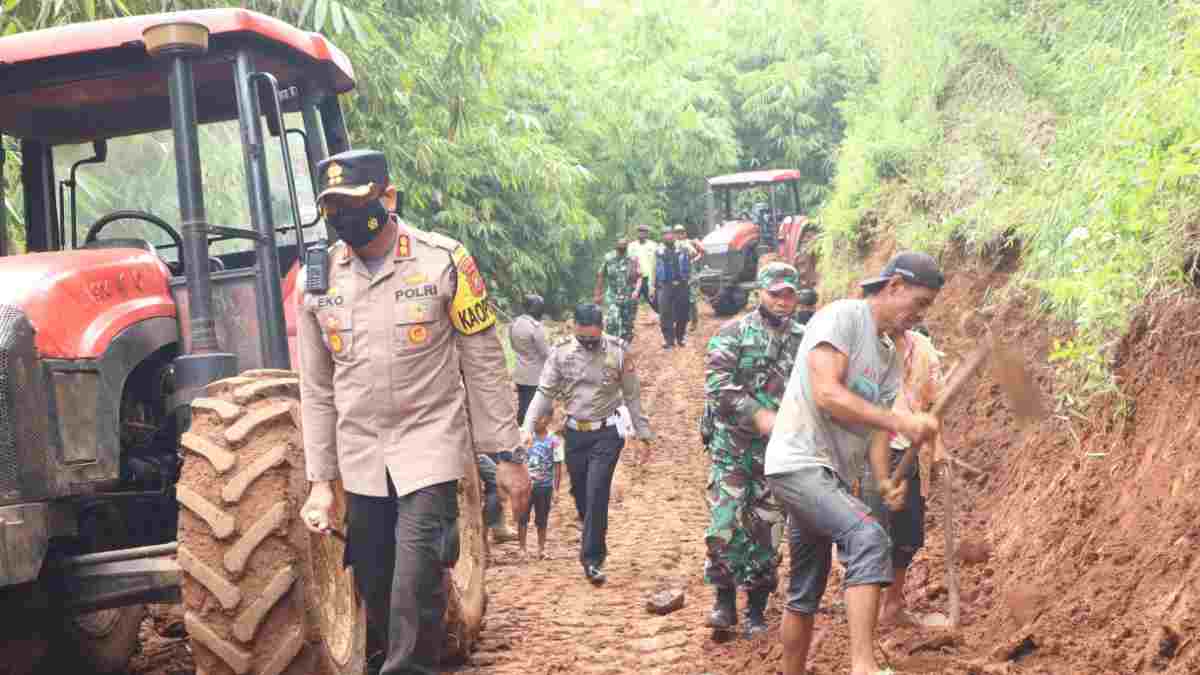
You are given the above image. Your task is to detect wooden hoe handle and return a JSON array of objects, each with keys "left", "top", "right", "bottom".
[{"left": 889, "top": 342, "right": 990, "bottom": 485}]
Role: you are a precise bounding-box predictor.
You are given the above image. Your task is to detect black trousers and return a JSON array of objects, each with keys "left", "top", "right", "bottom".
[
  {"left": 658, "top": 282, "right": 690, "bottom": 345},
  {"left": 516, "top": 384, "right": 538, "bottom": 426},
  {"left": 477, "top": 455, "right": 499, "bottom": 527},
  {"left": 563, "top": 426, "right": 624, "bottom": 568},
  {"left": 345, "top": 478, "right": 460, "bottom": 675},
  {"left": 638, "top": 276, "right": 656, "bottom": 311}
]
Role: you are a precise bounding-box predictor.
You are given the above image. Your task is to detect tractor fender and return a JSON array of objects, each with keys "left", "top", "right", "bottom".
[
  {"left": 41, "top": 316, "right": 180, "bottom": 499},
  {"left": 0, "top": 249, "right": 175, "bottom": 359},
  {"left": 700, "top": 220, "right": 759, "bottom": 256}
]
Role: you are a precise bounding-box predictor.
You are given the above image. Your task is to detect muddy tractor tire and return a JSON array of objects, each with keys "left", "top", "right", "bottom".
[
  {"left": 0, "top": 503, "right": 146, "bottom": 675},
  {"left": 57, "top": 603, "right": 147, "bottom": 673},
  {"left": 176, "top": 369, "right": 487, "bottom": 675},
  {"left": 713, "top": 287, "right": 749, "bottom": 316},
  {"left": 0, "top": 603, "right": 145, "bottom": 675},
  {"left": 441, "top": 443, "right": 487, "bottom": 664}
]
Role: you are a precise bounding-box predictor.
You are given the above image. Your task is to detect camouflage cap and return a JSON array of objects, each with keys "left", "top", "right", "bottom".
[
  {"left": 758, "top": 262, "right": 800, "bottom": 292},
  {"left": 316, "top": 149, "right": 389, "bottom": 203}
]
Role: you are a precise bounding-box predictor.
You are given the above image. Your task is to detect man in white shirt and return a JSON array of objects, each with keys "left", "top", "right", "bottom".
[{"left": 627, "top": 224, "right": 659, "bottom": 313}]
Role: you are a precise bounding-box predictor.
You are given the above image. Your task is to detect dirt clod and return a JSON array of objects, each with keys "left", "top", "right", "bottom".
[
  {"left": 1004, "top": 583, "right": 1045, "bottom": 627},
  {"left": 958, "top": 538, "right": 992, "bottom": 565},
  {"left": 646, "top": 588, "right": 686, "bottom": 615}
]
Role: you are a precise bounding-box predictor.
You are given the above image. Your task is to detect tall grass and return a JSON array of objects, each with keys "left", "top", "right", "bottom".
[{"left": 816, "top": 0, "right": 1196, "bottom": 404}]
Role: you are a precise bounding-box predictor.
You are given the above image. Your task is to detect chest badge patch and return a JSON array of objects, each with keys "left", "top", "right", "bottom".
[
  {"left": 404, "top": 272, "right": 428, "bottom": 285},
  {"left": 329, "top": 333, "right": 344, "bottom": 353},
  {"left": 409, "top": 325, "right": 429, "bottom": 345}
]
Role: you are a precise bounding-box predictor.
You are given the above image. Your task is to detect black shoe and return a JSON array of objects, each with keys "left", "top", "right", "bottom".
[
  {"left": 584, "top": 564, "right": 606, "bottom": 585},
  {"left": 744, "top": 589, "right": 769, "bottom": 638},
  {"left": 706, "top": 586, "right": 737, "bottom": 630},
  {"left": 677, "top": 338, "right": 687, "bottom": 347},
  {"left": 663, "top": 342, "right": 674, "bottom": 350}
]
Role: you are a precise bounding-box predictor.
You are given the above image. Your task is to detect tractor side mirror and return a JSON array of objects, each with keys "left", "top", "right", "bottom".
[
  {"left": 93, "top": 139, "right": 108, "bottom": 162},
  {"left": 264, "top": 101, "right": 282, "bottom": 138},
  {"left": 264, "top": 86, "right": 297, "bottom": 138}
]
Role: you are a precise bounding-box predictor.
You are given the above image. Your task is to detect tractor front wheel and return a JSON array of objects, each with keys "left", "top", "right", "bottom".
[
  {"left": 176, "top": 369, "right": 487, "bottom": 674},
  {"left": 176, "top": 369, "right": 365, "bottom": 675},
  {"left": 713, "top": 287, "right": 749, "bottom": 316}
]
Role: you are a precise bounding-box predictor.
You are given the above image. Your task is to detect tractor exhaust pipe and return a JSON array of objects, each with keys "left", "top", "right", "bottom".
[{"left": 146, "top": 22, "right": 237, "bottom": 395}]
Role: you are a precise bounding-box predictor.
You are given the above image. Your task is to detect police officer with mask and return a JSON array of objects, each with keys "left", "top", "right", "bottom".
[
  {"left": 297, "top": 149, "right": 532, "bottom": 675},
  {"left": 522, "top": 304, "right": 653, "bottom": 585}
]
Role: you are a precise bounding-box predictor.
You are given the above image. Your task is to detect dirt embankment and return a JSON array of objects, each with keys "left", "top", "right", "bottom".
[{"left": 779, "top": 245, "right": 1200, "bottom": 674}]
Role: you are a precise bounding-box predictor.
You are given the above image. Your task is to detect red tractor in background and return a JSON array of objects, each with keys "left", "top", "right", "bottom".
[
  {"left": 0, "top": 10, "right": 485, "bottom": 675},
  {"left": 696, "top": 169, "right": 819, "bottom": 315}
]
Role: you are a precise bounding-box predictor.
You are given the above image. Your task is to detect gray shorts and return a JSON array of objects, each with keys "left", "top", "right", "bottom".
[{"left": 767, "top": 466, "right": 893, "bottom": 615}]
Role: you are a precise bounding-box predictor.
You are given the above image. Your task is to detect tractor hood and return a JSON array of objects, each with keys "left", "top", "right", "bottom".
[
  {"left": 702, "top": 220, "right": 759, "bottom": 256},
  {"left": 0, "top": 248, "right": 175, "bottom": 358}
]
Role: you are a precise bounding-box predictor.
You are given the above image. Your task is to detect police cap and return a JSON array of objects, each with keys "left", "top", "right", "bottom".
[{"left": 316, "top": 149, "right": 390, "bottom": 203}]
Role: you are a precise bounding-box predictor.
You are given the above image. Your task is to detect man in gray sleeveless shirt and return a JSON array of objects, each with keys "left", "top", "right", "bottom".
[{"left": 764, "top": 252, "right": 945, "bottom": 675}]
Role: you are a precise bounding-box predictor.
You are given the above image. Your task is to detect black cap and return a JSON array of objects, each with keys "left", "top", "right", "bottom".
[
  {"left": 860, "top": 251, "right": 945, "bottom": 292},
  {"left": 316, "top": 149, "right": 390, "bottom": 202},
  {"left": 574, "top": 303, "right": 603, "bottom": 327},
  {"left": 524, "top": 293, "right": 544, "bottom": 314}
]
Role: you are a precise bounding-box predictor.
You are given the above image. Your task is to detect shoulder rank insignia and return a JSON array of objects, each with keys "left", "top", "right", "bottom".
[{"left": 450, "top": 245, "right": 496, "bottom": 335}]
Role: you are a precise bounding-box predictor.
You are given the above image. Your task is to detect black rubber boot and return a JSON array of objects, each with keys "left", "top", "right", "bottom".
[
  {"left": 706, "top": 586, "right": 737, "bottom": 630},
  {"left": 744, "top": 589, "right": 769, "bottom": 638}
]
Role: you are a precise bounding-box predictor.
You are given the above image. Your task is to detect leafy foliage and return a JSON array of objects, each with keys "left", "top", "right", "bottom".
[
  {"left": 812, "top": 0, "right": 1199, "bottom": 406},
  {"left": 1, "top": 0, "right": 838, "bottom": 316}
]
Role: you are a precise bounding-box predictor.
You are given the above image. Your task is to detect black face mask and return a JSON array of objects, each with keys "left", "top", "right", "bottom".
[
  {"left": 577, "top": 336, "right": 602, "bottom": 351},
  {"left": 327, "top": 200, "right": 390, "bottom": 249},
  {"left": 759, "top": 304, "right": 791, "bottom": 328}
]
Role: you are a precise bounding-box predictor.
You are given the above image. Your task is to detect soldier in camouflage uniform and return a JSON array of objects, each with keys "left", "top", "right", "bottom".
[
  {"left": 594, "top": 238, "right": 642, "bottom": 344},
  {"left": 672, "top": 224, "right": 703, "bottom": 332},
  {"left": 702, "top": 262, "right": 806, "bottom": 638}
]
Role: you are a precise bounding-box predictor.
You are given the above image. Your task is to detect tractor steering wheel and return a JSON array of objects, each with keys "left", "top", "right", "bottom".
[{"left": 85, "top": 210, "right": 185, "bottom": 272}]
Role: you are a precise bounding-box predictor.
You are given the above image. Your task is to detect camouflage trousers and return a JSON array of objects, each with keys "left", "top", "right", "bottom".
[
  {"left": 604, "top": 297, "right": 637, "bottom": 343},
  {"left": 703, "top": 439, "right": 785, "bottom": 590}
]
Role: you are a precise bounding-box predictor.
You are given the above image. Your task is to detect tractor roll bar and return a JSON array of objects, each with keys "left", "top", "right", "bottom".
[{"left": 234, "top": 49, "right": 290, "bottom": 370}]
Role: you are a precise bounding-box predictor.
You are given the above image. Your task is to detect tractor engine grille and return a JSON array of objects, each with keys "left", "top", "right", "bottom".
[{"left": 0, "top": 305, "right": 35, "bottom": 496}]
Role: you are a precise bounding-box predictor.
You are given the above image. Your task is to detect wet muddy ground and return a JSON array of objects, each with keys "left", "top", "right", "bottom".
[{"left": 131, "top": 266, "right": 1200, "bottom": 673}]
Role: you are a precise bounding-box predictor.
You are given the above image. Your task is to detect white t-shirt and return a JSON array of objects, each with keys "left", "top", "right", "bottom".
[{"left": 764, "top": 299, "right": 902, "bottom": 483}]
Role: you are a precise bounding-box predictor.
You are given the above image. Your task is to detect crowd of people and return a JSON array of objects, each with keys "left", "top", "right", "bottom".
[{"left": 296, "top": 147, "right": 949, "bottom": 675}]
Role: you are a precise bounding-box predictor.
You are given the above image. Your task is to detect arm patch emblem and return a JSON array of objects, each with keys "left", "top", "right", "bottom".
[{"left": 450, "top": 245, "right": 496, "bottom": 335}]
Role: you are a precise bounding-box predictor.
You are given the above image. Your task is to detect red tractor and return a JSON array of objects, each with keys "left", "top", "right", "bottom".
[
  {"left": 696, "top": 169, "right": 819, "bottom": 315},
  {"left": 0, "top": 10, "right": 485, "bottom": 674}
]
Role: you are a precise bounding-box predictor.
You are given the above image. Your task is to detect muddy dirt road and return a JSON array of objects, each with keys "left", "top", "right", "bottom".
[{"left": 126, "top": 301, "right": 1039, "bottom": 675}]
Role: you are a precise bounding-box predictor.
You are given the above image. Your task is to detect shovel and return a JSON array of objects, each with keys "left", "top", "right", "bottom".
[{"left": 886, "top": 314, "right": 1044, "bottom": 629}]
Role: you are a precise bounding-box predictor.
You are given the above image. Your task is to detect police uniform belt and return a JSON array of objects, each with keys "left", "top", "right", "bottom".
[{"left": 566, "top": 415, "right": 621, "bottom": 432}]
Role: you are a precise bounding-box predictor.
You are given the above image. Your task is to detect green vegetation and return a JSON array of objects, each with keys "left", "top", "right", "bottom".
[
  {"left": 1, "top": 0, "right": 843, "bottom": 316},
  {"left": 4, "top": 0, "right": 1200, "bottom": 402},
  {"left": 813, "top": 0, "right": 1195, "bottom": 403}
]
